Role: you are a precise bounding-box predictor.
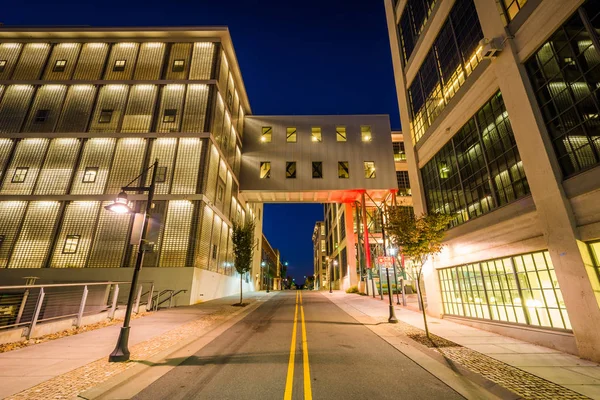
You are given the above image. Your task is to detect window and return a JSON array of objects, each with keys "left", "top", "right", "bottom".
[
  {"left": 261, "top": 127, "right": 272, "bottom": 143},
  {"left": 336, "top": 126, "right": 347, "bottom": 142},
  {"left": 163, "top": 109, "right": 177, "bottom": 123},
  {"left": 525, "top": 2, "right": 600, "bottom": 177},
  {"left": 34, "top": 109, "right": 50, "bottom": 123},
  {"left": 361, "top": 126, "right": 372, "bottom": 142},
  {"left": 260, "top": 162, "right": 271, "bottom": 179},
  {"left": 439, "top": 251, "right": 571, "bottom": 330},
  {"left": 172, "top": 59, "right": 185, "bottom": 72},
  {"left": 0, "top": 60, "right": 6, "bottom": 73},
  {"left": 12, "top": 167, "right": 28, "bottom": 183},
  {"left": 320, "top": 225, "right": 325, "bottom": 236},
  {"left": 212, "top": 244, "right": 218, "bottom": 259},
  {"left": 227, "top": 91, "right": 233, "bottom": 109},
  {"left": 99, "top": 109, "right": 113, "bottom": 124},
  {"left": 113, "top": 60, "right": 126, "bottom": 72},
  {"left": 338, "top": 161, "right": 349, "bottom": 179},
  {"left": 396, "top": 171, "right": 411, "bottom": 196},
  {"left": 502, "top": 0, "right": 528, "bottom": 21},
  {"left": 286, "top": 127, "right": 297, "bottom": 143},
  {"left": 397, "top": 0, "right": 438, "bottom": 64},
  {"left": 286, "top": 162, "right": 297, "bottom": 179},
  {"left": 156, "top": 166, "right": 167, "bottom": 183},
  {"left": 82, "top": 167, "right": 99, "bottom": 183},
  {"left": 217, "top": 181, "right": 225, "bottom": 202},
  {"left": 312, "top": 161, "right": 323, "bottom": 179},
  {"left": 421, "top": 92, "right": 529, "bottom": 227},
  {"left": 364, "top": 161, "right": 376, "bottom": 178},
  {"left": 393, "top": 142, "right": 406, "bottom": 161},
  {"left": 53, "top": 59, "right": 67, "bottom": 72},
  {"left": 62, "top": 235, "right": 80, "bottom": 254},
  {"left": 311, "top": 127, "right": 322, "bottom": 142},
  {"left": 589, "top": 241, "right": 600, "bottom": 285},
  {"left": 321, "top": 239, "right": 326, "bottom": 252}
]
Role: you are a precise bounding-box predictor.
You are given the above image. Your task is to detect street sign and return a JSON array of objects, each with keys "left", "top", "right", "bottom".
[{"left": 377, "top": 256, "right": 395, "bottom": 269}]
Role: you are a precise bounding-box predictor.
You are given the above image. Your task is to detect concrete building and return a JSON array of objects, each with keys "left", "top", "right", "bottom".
[
  {"left": 260, "top": 234, "right": 283, "bottom": 291},
  {"left": 384, "top": 0, "right": 600, "bottom": 360},
  {"left": 312, "top": 221, "right": 326, "bottom": 290}
]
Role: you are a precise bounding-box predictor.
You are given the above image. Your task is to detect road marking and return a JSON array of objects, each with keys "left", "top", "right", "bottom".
[
  {"left": 300, "top": 291, "right": 312, "bottom": 400},
  {"left": 284, "top": 291, "right": 299, "bottom": 400}
]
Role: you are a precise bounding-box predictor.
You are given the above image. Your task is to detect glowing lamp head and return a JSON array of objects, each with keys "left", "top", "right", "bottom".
[
  {"left": 333, "top": 260, "right": 338, "bottom": 266},
  {"left": 105, "top": 191, "right": 133, "bottom": 214},
  {"left": 261, "top": 261, "right": 266, "bottom": 266},
  {"left": 260, "top": 136, "right": 266, "bottom": 142}
]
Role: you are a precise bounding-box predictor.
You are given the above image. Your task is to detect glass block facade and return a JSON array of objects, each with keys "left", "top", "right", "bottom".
[
  {"left": 439, "top": 251, "right": 571, "bottom": 330},
  {"left": 407, "top": 0, "right": 484, "bottom": 143},
  {"left": 421, "top": 92, "right": 530, "bottom": 227},
  {"left": 526, "top": 1, "right": 600, "bottom": 178},
  {"left": 0, "top": 36, "right": 247, "bottom": 273}
]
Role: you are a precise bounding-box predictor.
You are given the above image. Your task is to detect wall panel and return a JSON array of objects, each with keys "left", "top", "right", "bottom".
[
  {"left": 159, "top": 200, "right": 194, "bottom": 267},
  {"left": 0, "top": 85, "right": 35, "bottom": 133},
  {"left": 134, "top": 42, "right": 165, "bottom": 80},
  {"left": 34, "top": 138, "right": 80, "bottom": 195},
  {"left": 209, "top": 214, "right": 222, "bottom": 271},
  {"left": 0, "top": 43, "right": 22, "bottom": 80},
  {"left": 12, "top": 43, "right": 50, "bottom": 80},
  {"left": 189, "top": 42, "right": 214, "bottom": 80},
  {"left": 181, "top": 84, "right": 209, "bottom": 132},
  {"left": 164, "top": 43, "right": 192, "bottom": 80},
  {"left": 23, "top": 84, "right": 68, "bottom": 133},
  {"left": 70, "top": 138, "right": 116, "bottom": 195},
  {"left": 1, "top": 138, "right": 49, "bottom": 195},
  {"left": 103, "top": 43, "right": 139, "bottom": 80},
  {"left": 87, "top": 201, "right": 131, "bottom": 268},
  {"left": 121, "top": 85, "right": 157, "bottom": 133},
  {"left": 217, "top": 219, "right": 228, "bottom": 274},
  {"left": 0, "top": 201, "right": 28, "bottom": 268},
  {"left": 156, "top": 84, "right": 185, "bottom": 133},
  {"left": 88, "top": 85, "right": 129, "bottom": 133},
  {"left": 73, "top": 43, "right": 109, "bottom": 80},
  {"left": 9, "top": 201, "right": 60, "bottom": 268},
  {"left": 212, "top": 91, "right": 225, "bottom": 143},
  {"left": 55, "top": 85, "right": 96, "bottom": 132},
  {"left": 204, "top": 144, "right": 219, "bottom": 202},
  {"left": 105, "top": 138, "right": 146, "bottom": 193},
  {"left": 196, "top": 205, "right": 213, "bottom": 269},
  {"left": 145, "top": 138, "right": 176, "bottom": 194},
  {"left": 50, "top": 201, "right": 100, "bottom": 268},
  {"left": 171, "top": 137, "right": 202, "bottom": 194},
  {"left": 43, "top": 43, "right": 81, "bottom": 80},
  {"left": 0, "top": 138, "right": 15, "bottom": 183}
]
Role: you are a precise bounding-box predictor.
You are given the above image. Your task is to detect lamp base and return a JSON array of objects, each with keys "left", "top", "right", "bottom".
[{"left": 108, "top": 327, "right": 131, "bottom": 362}]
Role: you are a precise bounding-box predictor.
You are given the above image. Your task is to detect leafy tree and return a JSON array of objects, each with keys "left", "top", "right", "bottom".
[
  {"left": 232, "top": 219, "right": 255, "bottom": 305},
  {"left": 385, "top": 208, "right": 451, "bottom": 339}
]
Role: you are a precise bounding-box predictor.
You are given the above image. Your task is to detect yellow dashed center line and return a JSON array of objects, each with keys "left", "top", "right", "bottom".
[{"left": 284, "top": 291, "right": 312, "bottom": 400}]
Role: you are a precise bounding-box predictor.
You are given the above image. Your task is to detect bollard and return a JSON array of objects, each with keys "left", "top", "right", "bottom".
[
  {"left": 147, "top": 284, "right": 154, "bottom": 312},
  {"left": 27, "top": 288, "right": 45, "bottom": 340},
  {"left": 76, "top": 285, "right": 89, "bottom": 328},
  {"left": 108, "top": 284, "right": 119, "bottom": 319},
  {"left": 134, "top": 285, "right": 143, "bottom": 314}
]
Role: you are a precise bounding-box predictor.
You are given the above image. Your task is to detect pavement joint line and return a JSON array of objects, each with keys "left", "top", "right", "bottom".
[
  {"left": 321, "top": 292, "right": 507, "bottom": 400},
  {"left": 78, "top": 294, "right": 269, "bottom": 400},
  {"left": 284, "top": 291, "right": 300, "bottom": 400}
]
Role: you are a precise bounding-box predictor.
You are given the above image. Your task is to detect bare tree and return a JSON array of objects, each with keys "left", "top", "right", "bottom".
[{"left": 385, "top": 208, "right": 451, "bottom": 339}]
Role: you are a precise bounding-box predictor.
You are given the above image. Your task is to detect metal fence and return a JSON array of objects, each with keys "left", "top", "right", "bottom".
[{"left": 0, "top": 281, "right": 156, "bottom": 339}]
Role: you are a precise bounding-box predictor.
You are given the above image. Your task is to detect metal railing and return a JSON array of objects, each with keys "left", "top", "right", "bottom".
[{"left": 0, "top": 281, "right": 155, "bottom": 340}]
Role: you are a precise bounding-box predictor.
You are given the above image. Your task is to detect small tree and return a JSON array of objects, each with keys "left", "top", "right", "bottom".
[
  {"left": 385, "top": 208, "right": 451, "bottom": 340},
  {"left": 232, "top": 219, "right": 255, "bottom": 305}
]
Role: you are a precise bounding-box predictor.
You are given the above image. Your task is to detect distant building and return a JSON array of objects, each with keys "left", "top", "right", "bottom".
[
  {"left": 261, "top": 234, "right": 283, "bottom": 291},
  {"left": 312, "top": 221, "right": 326, "bottom": 290}
]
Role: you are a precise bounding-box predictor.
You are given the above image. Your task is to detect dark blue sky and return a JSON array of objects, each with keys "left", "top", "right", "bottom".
[{"left": 3, "top": 0, "right": 400, "bottom": 281}]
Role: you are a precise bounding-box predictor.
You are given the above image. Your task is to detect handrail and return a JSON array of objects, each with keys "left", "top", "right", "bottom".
[
  {"left": 155, "top": 289, "right": 187, "bottom": 309},
  {"left": 0, "top": 281, "right": 153, "bottom": 290}
]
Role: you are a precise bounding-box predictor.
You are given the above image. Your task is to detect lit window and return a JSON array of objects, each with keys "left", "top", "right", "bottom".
[
  {"left": 312, "top": 162, "right": 323, "bottom": 179},
  {"left": 261, "top": 127, "right": 272, "bottom": 143},
  {"left": 393, "top": 142, "right": 406, "bottom": 161},
  {"left": 172, "top": 59, "right": 185, "bottom": 72},
  {"left": 502, "top": 0, "right": 527, "bottom": 21},
  {"left": 338, "top": 161, "right": 349, "bottom": 179},
  {"left": 53, "top": 59, "right": 67, "bottom": 72},
  {"left": 62, "top": 235, "right": 80, "bottom": 254},
  {"left": 286, "top": 127, "right": 297, "bottom": 143},
  {"left": 311, "top": 127, "right": 322, "bottom": 142},
  {"left": 336, "top": 126, "right": 347, "bottom": 142},
  {"left": 34, "top": 109, "right": 50, "bottom": 123},
  {"left": 286, "top": 162, "right": 297, "bottom": 179},
  {"left": 82, "top": 167, "right": 98, "bottom": 183},
  {"left": 364, "top": 161, "right": 376, "bottom": 179},
  {"left": 99, "top": 109, "right": 113, "bottom": 123},
  {"left": 156, "top": 166, "right": 167, "bottom": 183},
  {"left": 361, "top": 126, "right": 372, "bottom": 142},
  {"left": 260, "top": 161, "right": 271, "bottom": 179},
  {"left": 163, "top": 109, "right": 177, "bottom": 123},
  {"left": 113, "top": 60, "right": 126, "bottom": 72},
  {"left": 321, "top": 239, "right": 326, "bottom": 252},
  {"left": 0, "top": 60, "right": 6, "bottom": 73},
  {"left": 439, "top": 161, "right": 450, "bottom": 179},
  {"left": 12, "top": 167, "right": 28, "bottom": 183}
]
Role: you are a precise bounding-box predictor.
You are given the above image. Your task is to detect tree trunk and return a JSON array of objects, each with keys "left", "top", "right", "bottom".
[
  {"left": 416, "top": 269, "right": 430, "bottom": 340},
  {"left": 240, "top": 274, "right": 243, "bottom": 305}
]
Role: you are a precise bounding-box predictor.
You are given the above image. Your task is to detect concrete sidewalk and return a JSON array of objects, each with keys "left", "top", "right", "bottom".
[
  {"left": 0, "top": 291, "right": 268, "bottom": 399},
  {"left": 327, "top": 291, "right": 600, "bottom": 399}
]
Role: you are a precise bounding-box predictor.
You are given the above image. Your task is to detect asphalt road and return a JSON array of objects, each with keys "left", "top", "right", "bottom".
[{"left": 133, "top": 291, "right": 463, "bottom": 400}]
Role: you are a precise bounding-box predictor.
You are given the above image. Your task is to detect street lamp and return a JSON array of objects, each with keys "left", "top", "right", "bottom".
[
  {"left": 261, "top": 261, "right": 269, "bottom": 293},
  {"left": 106, "top": 159, "right": 159, "bottom": 362},
  {"left": 387, "top": 247, "right": 402, "bottom": 306},
  {"left": 330, "top": 259, "right": 338, "bottom": 293}
]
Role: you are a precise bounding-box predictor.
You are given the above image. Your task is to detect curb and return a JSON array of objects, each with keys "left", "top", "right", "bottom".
[{"left": 78, "top": 296, "right": 268, "bottom": 400}]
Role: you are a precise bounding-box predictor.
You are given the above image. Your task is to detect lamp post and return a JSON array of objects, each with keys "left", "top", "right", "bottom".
[
  {"left": 106, "top": 159, "right": 159, "bottom": 362},
  {"left": 261, "top": 261, "right": 269, "bottom": 293},
  {"left": 388, "top": 247, "right": 401, "bottom": 305},
  {"left": 332, "top": 260, "right": 338, "bottom": 293}
]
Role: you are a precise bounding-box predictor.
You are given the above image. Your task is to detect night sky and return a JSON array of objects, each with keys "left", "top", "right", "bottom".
[{"left": 2, "top": 0, "right": 400, "bottom": 283}]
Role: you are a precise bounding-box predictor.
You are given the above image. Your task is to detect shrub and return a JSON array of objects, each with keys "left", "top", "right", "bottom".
[{"left": 346, "top": 286, "right": 359, "bottom": 294}]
